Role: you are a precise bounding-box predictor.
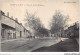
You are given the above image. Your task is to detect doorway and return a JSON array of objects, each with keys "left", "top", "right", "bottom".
[{"left": 20, "top": 31, "right": 22, "bottom": 38}]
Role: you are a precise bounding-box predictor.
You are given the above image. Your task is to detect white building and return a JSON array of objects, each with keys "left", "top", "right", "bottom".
[{"left": 0, "top": 10, "right": 30, "bottom": 41}]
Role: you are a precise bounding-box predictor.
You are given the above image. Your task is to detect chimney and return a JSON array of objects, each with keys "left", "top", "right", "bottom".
[
  {"left": 7, "top": 12, "right": 9, "bottom": 17},
  {"left": 20, "top": 23, "right": 22, "bottom": 25},
  {"left": 15, "top": 18, "right": 18, "bottom": 22},
  {"left": 11, "top": 16, "right": 13, "bottom": 19}
]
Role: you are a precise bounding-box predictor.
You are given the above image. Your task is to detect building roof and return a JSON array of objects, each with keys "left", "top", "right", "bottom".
[{"left": 1, "top": 10, "right": 30, "bottom": 32}]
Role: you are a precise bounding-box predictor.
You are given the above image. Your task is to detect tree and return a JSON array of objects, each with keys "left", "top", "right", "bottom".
[
  {"left": 50, "top": 10, "right": 70, "bottom": 35},
  {"left": 25, "top": 11, "right": 49, "bottom": 37}
]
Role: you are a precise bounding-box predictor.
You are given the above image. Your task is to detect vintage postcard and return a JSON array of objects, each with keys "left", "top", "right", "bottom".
[{"left": 0, "top": 0, "right": 79, "bottom": 53}]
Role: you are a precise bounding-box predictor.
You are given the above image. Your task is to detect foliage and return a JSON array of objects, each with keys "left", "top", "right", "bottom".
[
  {"left": 50, "top": 10, "right": 70, "bottom": 34},
  {"left": 25, "top": 11, "right": 49, "bottom": 37}
]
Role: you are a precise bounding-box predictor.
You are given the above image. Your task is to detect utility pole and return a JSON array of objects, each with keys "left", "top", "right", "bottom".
[{"left": 0, "top": 10, "right": 2, "bottom": 51}]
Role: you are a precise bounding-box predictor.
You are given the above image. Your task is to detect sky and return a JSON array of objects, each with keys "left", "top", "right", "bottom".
[{"left": 0, "top": 0, "right": 79, "bottom": 29}]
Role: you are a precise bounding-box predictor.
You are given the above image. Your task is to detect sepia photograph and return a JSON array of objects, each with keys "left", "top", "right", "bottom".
[{"left": 0, "top": 0, "right": 79, "bottom": 52}]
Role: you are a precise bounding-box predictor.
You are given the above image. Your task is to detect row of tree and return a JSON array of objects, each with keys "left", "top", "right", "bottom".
[
  {"left": 50, "top": 10, "right": 70, "bottom": 34},
  {"left": 25, "top": 11, "right": 49, "bottom": 37},
  {"left": 25, "top": 10, "right": 70, "bottom": 37}
]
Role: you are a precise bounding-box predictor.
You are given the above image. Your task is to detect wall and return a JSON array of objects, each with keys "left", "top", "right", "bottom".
[
  {"left": 1, "top": 15, "right": 15, "bottom": 28},
  {"left": 15, "top": 22, "right": 21, "bottom": 38},
  {"left": 1, "top": 11, "right": 16, "bottom": 41},
  {"left": 0, "top": 10, "right": 1, "bottom": 51},
  {"left": 0, "top": 10, "right": 30, "bottom": 41},
  {"left": 15, "top": 21, "right": 29, "bottom": 38}
]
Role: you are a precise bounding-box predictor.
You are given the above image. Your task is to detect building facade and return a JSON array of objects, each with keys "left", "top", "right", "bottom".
[
  {"left": 0, "top": 10, "right": 30, "bottom": 41},
  {"left": 64, "top": 22, "right": 79, "bottom": 38},
  {"left": 51, "top": 22, "right": 79, "bottom": 39}
]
